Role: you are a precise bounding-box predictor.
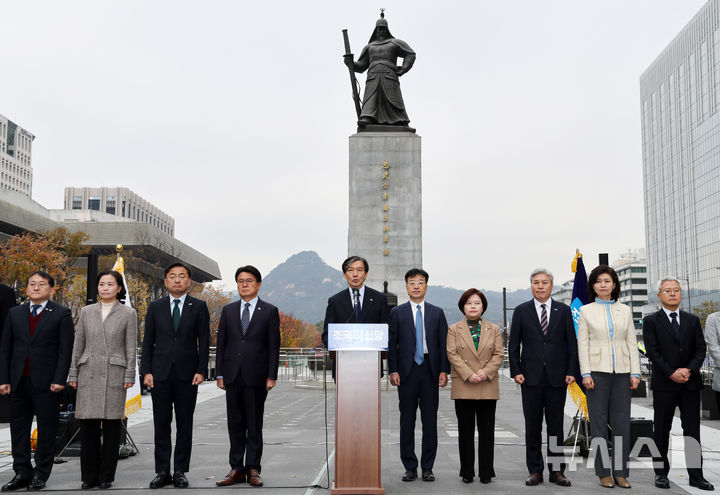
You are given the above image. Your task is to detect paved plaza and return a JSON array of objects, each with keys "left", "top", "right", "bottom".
[{"left": 2, "top": 371, "right": 720, "bottom": 494}]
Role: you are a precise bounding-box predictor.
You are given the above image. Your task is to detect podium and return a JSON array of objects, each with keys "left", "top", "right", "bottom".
[{"left": 328, "top": 324, "right": 387, "bottom": 495}]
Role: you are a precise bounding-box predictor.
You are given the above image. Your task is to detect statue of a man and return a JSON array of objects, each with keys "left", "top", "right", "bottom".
[{"left": 345, "top": 14, "right": 416, "bottom": 128}]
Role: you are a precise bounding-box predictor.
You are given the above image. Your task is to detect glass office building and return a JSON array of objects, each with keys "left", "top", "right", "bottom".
[{"left": 640, "top": 0, "right": 720, "bottom": 306}]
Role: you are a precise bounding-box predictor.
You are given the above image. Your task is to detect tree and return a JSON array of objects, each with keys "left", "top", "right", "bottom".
[
  {"left": 64, "top": 274, "right": 88, "bottom": 323},
  {"left": 189, "top": 283, "right": 231, "bottom": 346},
  {"left": 694, "top": 300, "right": 720, "bottom": 329},
  {"left": 126, "top": 273, "right": 152, "bottom": 346},
  {"left": 279, "top": 312, "right": 322, "bottom": 348}
]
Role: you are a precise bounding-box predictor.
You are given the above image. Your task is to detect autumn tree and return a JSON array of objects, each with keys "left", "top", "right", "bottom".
[
  {"left": 64, "top": 274, "right": 88, "bottom": 323},
  {"left": 694, "top": 300, "right": 720, "bottom": 328},
  {"left": 189, "top": 283, "right": 231, "bottom": 346},
  {"left": 126, "top": 273, "right": 152, "bottom": 346},
  {"left": 279, "top": 312, "right": 322, "bottom": 348}
]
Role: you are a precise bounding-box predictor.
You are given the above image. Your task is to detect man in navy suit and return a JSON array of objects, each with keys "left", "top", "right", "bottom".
[
  {"left": 141, "top": 263, "right": 210, "bottom": 489},
  {"left": 215, "top": 266, "right": 280, "bottom": 488},
  {"left": 643, "top": 277, "right": 713, "bottom": 491},
  {"left": 388, "top": 268, "right": 449, "bottom": 482},
  {"left": 0, "top": 271, "right": 73, "bottom": 491},
  {"left": 508, "top": 268, "right": 578, "bottom": 487}
]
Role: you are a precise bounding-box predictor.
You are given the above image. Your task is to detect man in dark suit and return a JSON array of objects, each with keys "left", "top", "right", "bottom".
[
  {"left": 643, "top": 277, "right": 713, "bottom": 491},
  {"left": 215, "top": 266, "right": 280, "bottom": 488},
  {"left": 508, "top": 268, "right": 578, "bottom": 487},
  {"left": 388, "top": 268, "right": 449, "bottom": 482},
  {"left": 141, "top": 262, "right": 210, "bottom": 489},
  {"left": 0, "top": 271, "right": 73, "bottom": 491},
  {"left": 322, "top": 256, "right": 391, "bottom": 350},
  {"left": 0, "top": 282, "right": 16, "bottom": 335}
]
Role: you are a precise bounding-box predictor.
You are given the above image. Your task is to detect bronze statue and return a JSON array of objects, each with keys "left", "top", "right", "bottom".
[{"left": 343, "top": 11, "right": 416, "bottom": 131}]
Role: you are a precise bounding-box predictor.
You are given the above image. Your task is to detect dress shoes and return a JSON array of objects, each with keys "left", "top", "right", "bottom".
[
  {"left": 525, "top": 473, "right": 543, "bottom": 486},
  {"left": 655, "top": 475, "right": 670, "bottom": 489},
  {"left": 599, "top": 475, "right": 615, "bottom": 488},
  {"left": 27, "top": 474, "right": 45, "bottom": 491},
  {"left": 421, "top": 469, "right": 435, "bottom": 482},
  {"left": 247, "top": 469, "right": 263, "bottom": 487},
  {"left": 461, "top": 476, "right": 473, "bottom": 483},
  {"left": 480, "top": 477, "right": 492, "bottom": 484},
  {"left": 402, "top": 469, "right": 417, "bottom": 482},
  {"left": 81, "top": 481, "right": 99, "bottom": 490},
  {"left": 173, "top": 472, "right": 189, "bottom": 488},
  {"left": 549, "top": 471, "right": 571, "bottom": 487},
  {"left": 614, "top": 477, "right": 631, "bottom": 489},
  {"left": 1, "top": 475, "right": 29, "bottom": 491},
  {"left": 149, "top": 473, "right": 173, "bottom": 489},
  {"left": 215, "top": 470, "right": 246, "bottom": 486},
  {"left": 690, "top": 477, "right": 715, "bottom": 491},
  {"left": 99, "top": 482, "right": 112, "bottom": 489}
]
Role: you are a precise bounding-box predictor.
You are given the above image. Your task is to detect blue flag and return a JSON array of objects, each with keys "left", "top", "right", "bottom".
[{"left": 570, "top": 255, "right": 589, "bottom": 336}]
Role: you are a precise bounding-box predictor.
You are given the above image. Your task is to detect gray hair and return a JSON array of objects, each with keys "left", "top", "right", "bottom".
[
  {"left": 656, "top": 277, "right": 682, "bottom": 293},
  {"left": 530, "top": 268, "right": 554, "bottom": 284}
]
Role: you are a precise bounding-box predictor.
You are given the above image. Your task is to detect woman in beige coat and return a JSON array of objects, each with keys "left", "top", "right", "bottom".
[
  {"left": 578, "top": 265, "right": 641, "bottom": 489},
  {"left": 446, "top": 288, "right": 504, "bottom": 485},
  {"left": 68, "top": 270, "right": 137, "bottom": 490}
]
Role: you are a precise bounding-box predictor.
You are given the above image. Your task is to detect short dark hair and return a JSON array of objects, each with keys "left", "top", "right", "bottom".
[
  {"left": 28, "top": 271, "right": 54, "bottom": 287},
  {"left": 96, "top": 270, "right": 126, "bottom": 300},
  {"left": 164, "top": 262, "right": 191, "bottom": 278},
  {"left": 235, "top": 265, "right": 262, "bottom": 283},
  {"left": 587, "top": 265, "right": 620, "bottom": 301},
  {"left": 457, "top": 288, "right": 488, "bottom": 316},
  {"left": 342, "top": 256, "right": 369, "bottom": 273},
  {"left": 404, "top": 268, "right": 429, "bottom": 283}
]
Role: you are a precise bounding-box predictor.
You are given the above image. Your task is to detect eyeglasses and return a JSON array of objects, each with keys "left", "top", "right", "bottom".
[
  {"left": 237, "top": 279, "right": 256, "bottom": 286},
  {"left": 660, "top": 288, "right": 681, "bottom": 295},
  {"left": 167, "top": 274, "right": 188, "bottom": 281},
  {"left": 407, "top": 281, "right": 425, "bottom": 287},
  {"left": 28, "top": 282, "right": 49, "bottom": 288}
]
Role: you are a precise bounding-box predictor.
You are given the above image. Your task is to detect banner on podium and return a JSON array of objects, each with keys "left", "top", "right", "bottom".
[{"left": 328, "top": 323, "right": 388, "bottom": 351}]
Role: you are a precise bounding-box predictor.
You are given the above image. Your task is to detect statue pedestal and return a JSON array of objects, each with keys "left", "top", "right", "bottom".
[{"left": 348, "top": 132, "right": 422, "bottom": 303}]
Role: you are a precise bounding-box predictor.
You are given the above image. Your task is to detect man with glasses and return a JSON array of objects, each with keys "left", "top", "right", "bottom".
[
  {"left": 0, "top": 272, "right": 73, "bottom": 491},
  {"left": 141, "top": 263, "right": 210, "bottom": 489},
  {"left": 643, "top": 277, "right": 713, "bottom": 491},
  {"left": 215, "top": 266, "right": 279, "bottom": 488},
  {"left": 388, "top": 268, "right": 449, "bottom": 482}
]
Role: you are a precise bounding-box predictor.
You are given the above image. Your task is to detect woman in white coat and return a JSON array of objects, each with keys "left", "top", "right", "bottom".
[
  {"left": 68, "top": 270, "right": 137, "bottom": 490},
  {"left": 577, "top": 265, "right": 641, "bottom": 489}
]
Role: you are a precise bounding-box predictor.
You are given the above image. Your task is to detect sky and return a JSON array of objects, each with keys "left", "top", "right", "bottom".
[{"left": 0, "top": 1, "right": 708, "bottom": 291}]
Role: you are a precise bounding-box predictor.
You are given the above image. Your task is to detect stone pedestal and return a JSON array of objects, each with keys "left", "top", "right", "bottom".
[{"left": 348, "top": 132, "right": 421, "bottom": 304}]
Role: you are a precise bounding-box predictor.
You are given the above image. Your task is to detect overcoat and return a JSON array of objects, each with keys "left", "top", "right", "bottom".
[
  {"left": 447, "top": 318, "right": 504, "bottom": 400},
  {"left": 68, "top": 301, "right": 137, "bottom": 419}
]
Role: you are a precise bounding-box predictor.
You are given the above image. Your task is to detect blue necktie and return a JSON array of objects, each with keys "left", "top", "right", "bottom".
[
  {"left": 414, "top": 304, "right": 424, "bottom": 365},
  {"left": 31, "top": 304, "right": 41, "bottom": 317},
  {"left": 241, "top": 302, "right": 250, "bottom": 335}
]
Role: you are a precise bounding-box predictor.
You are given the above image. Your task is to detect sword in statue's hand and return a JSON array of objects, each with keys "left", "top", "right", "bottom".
[{"left": 342, "top": 29, "right": 362, "bottom": 119}]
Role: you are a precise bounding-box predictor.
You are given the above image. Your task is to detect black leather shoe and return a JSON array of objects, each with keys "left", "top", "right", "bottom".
[
  {"left": 654, "top": 475, "right": 670, "bottom": 489},
  {"left": 402, "top": 469, "right": 417, "bottom": 482},
  {"left": 690, "top": 477, "right": 715, "bottom": 491},
  {"left": 27, "top": 475, "right": 45, "bottom": 491},
  {"left": 1, "top": 476, "right": 29, "bottom": 492},
  {"left": 462, "top": 476, "right": 473, "bottom": 483},
  {"left": 149, "top": 473, "right": 173, "bottom": 489},
  {"left": 173, "top": 472, "right": 189, "bottom": 488},
  {"left": 98, "top": 482, "right": 112, "bottom": 489},
  {"left": 422, "top": 469, "right": 435, "bottom": 482},
  {"left": 480, "top": 477, "right": 492, "bottom": 484},
  {"left": 81, "top": 481, "right": 98, "bottom": 490}
]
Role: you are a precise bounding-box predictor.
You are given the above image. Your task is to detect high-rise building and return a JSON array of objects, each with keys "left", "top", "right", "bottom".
[
  {"left": 612, "top": 249, "right": 648, "bottom": 330},
  {"left": 63, "top": 186, "right": 175, "bottom": 236},
  {"left": 0, "top": 114, "right": 34, "bottom": 197},
  {"left": 640, "top": 0, "right": 720, "bottom": 305}
]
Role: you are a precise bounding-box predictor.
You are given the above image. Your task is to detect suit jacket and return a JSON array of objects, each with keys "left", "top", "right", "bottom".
[
  {"left": 388, "top": 301, "right": 450, "bottom": 381},
  {"left": 508, "top": 299, "right": 579, "bottom": 387},
  {"left": 216, "top": 298, "right": 280, "bottom": 387},
  {"left": 68, "top": 302, "right": 137, "bottom": 419},
  {"left": 0, "top": 283, "right": 16, "bottom": 338},
  {"left": 705, "top": 312, "right": 720, "bottom": 391},
  {"left": 447, "top": 318, "right": 504, "bottom": 400},
  {"left": 0, "top": 300, "right": 74, "bottom": 389},
  {"left": 141, "top": 295, "right": 210, "bottom": 382},
  {"left": 577, "top": 301, "right": 641, "bottom": 376},
  {"left": 643, "top": 308, "right": 706, "bottom": 391},
  {"left": 322, "top": 286, "right": 390, "bottom": 348}
]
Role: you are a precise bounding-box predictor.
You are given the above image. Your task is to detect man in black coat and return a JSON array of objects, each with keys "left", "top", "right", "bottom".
[
  {"left": 215, "top": 265, "right": 280, "bottom": 488},
  {"left": 0, "top": 282, "right": 16, "bottom": 335},
  {"left": 508, "top": 268, "right": 578, "bottom": 487},
  {"left": 141, "top": 263, "right": 210, "bottom": 489},
  {"left": 322, "top": 256, "right": 390, "bottom": 376},
  {"left": 643, "top": 277, "right": 713, "bottom": 491},
  {"left": 0, "top": 272, "right": 73, "bottom": 491}
]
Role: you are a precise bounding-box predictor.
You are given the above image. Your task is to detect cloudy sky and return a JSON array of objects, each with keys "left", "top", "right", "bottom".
[{"left": 1, "top": 1, "right": 707, "bottom": 290}]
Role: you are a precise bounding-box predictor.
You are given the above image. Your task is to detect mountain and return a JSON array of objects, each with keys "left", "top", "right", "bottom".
[{"left": 255, "top": 250, "right": 533, "bottom": 327}]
